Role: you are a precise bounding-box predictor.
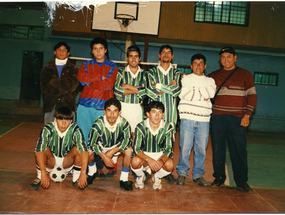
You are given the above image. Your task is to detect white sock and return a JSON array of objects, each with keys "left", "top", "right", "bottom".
[
  {"left": 73, "top": 166, "right": 81, "bottom": 182},
  {"left": 36, "top": 165, "right": 41, "bottom": 179},
  {"left": 120, "top": 171, "right": 129, "bottom": 182},
  {"left": 155, "top": 168, "right": 171, "bottom": 179},
  {"left": 131, "top": 165, "right": 144, "bottom": 177},
  {"left": 88, "top": 162, "right": 97, "bottom": 176}
]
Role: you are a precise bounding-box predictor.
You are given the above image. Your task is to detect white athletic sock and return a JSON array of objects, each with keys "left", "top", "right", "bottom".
[
  {"left": 36, "top": 165, "right": 41, "bottom": 179},
  {"left": 73, "top": 166, "right": 81, "bottom": 182},
  {"left": 120, "top": 166, "right": 130, "bottom": 182},
  {"left": 131, "top": 165, "right": 144, "bottom": 177},
  {"left": 88, "top": 161, "right": 97, "bottom": 176},
  {"left": 155, "top": 168, "right": 171, "bottom": 179}
]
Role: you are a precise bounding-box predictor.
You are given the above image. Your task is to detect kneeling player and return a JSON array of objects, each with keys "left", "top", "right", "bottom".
[
  {"left": 29, "top": 107, "right": 88, "bottom": 190},
  {"left": 131, "top": 101, "right": 174, "bottom": 190},
  {"left": 87, "top": 98, "right": 133, "bottom": 191}
]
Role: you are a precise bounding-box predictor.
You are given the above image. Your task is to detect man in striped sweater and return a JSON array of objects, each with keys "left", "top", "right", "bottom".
[
  {"left": 131, "top": 101, "right": 175, "bottom": 190},
  {"left": 86, "top": 98, "right": 133, "bottom": 191},
  {"left": 208, "top": 46, "right": 257, "bottom": 194},
  {"left": 29, "top": 107, "right": 88, "bottom": 191},
  {"left": 114, "top": 45, "right": 146, "bottom": 139},
  {"left": 176, "top": 54, "right": 216, "bottom": 186}
]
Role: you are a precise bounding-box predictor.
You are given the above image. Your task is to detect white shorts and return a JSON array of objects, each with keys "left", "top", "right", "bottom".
[
  {"left": 144, "top": 151, "right": 163, "bottom": 162},
  {"left": 99, "top": 143, "right": 121, "bottom": 157},
  {"left": 121, "top": 102, "right": 143, "bottom": 133},
  {"left": 51, "top": 156, "right": 73, "bottom": 173}
]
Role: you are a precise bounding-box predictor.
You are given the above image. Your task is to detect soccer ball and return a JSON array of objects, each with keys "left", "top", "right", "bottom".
[{"left": 49, "top": 167, "right": 67, "bottom": 183}]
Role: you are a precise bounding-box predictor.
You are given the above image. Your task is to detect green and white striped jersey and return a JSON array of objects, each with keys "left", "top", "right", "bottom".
[
  {"left": 146, "top": 65, "right": 181, "bottom": 127},
  {"left": 88, "top": 115, "right": 132, "bottom": 155},
  {"left": 132, "top": 118, "right": 174, "bottom": 158},
  {"left": 35, "top": 123, "right": 87, "bottom": 157},
  {"left": 114, "top": 66, "right": 146, "bottom": 104}
]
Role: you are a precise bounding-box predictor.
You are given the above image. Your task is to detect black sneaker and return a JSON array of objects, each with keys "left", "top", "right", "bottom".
[
  {"left": 72, "top": 180, "right": 88, "bottom": 190},
  {"left": 120, "top": 180, "right": 133, "bottom": 191},
  {"left": 28, "top": 178, "right": 41, "bottom": 191},
  {"left": 211, "top": 179, "right": 223, "bottom": 188},
  {"left": 193, "top": 177, "right": 209, "bottom": 187},
  {"left": 87, "top": 172, "right": 97, "bottom": 185},
  {"left": 143, "top": 171, "right": 151, "bottom": 183},
  {"left": 236, "top": 183, "right": 253, "bottom": 194},
  {"left": 97, "top": 171, "right": 106, "bottom": 178},
  {"left": 166, "top": 174, "right": 177, "bottom": 184},
  {"left": 177, "top": 175, "right": 186, "bottom": 185},
  {"left": 106, "top": 169, "right": 117, "bottom": 178}
]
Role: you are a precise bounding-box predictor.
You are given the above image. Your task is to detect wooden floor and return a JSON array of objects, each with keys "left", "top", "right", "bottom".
[{"left": 0, "top": 114, "right": 284, "bottom": 213}]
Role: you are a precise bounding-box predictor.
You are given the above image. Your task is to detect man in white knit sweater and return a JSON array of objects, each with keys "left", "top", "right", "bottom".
[{"left": 176, "top": 53, "right": 216, "bottom": 186}]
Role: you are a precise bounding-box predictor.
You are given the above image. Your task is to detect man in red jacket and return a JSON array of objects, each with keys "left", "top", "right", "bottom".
[{"left": 208, "top": 46, "right": 257, "bottom": 194}]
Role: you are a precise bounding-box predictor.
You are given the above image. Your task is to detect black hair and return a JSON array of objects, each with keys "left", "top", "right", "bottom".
[
  {"left": 191, "top": 53, "right": 206, "bottom": 64},
  {"left": 54, "top": 42, "right": 70, "bottom": 53},
  {"left": 127, "top": 45, "right": 141, "bottom": 58},
  {"left": 104, "top": 98, "right": 121, "bottom": 111},
  {"left": 54, "top": 107, "right": 73, "bottom": 120},
  {"left": 145, "top": 101, "right": 165, "bottom": 114},
  {"left": 159, "top": 45, "right": 173, "bottom": 54},
  {"left": 90, "top": 37, "right": 108, "bottom": 50}
]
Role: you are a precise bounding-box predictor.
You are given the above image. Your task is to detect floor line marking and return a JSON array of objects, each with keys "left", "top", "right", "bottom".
[{"left": 0, "top": 122, "right": 25, "bottom": 138}]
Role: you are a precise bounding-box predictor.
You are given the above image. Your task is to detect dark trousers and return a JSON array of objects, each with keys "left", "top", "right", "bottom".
[{"left": 211, "top": 114, "right": 248, "bottom": 187}]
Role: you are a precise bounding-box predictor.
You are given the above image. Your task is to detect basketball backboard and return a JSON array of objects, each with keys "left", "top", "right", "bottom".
[{"left": 92, "top": 1, "right": 161, "bottom": 35}]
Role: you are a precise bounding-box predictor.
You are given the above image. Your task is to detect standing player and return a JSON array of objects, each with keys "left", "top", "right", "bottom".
[
  {"left": 114, "top": 45, "right": 146, "bottom": 139},
  {"left": 86, "top": 98, "right": 133, "bottom": 191},
  {"left": 131, "top": 101, "right": 175, "bottom": 190},
  {"left": 28, "top": 107, "right": 88, "bottom": 191},
  {"left": 145, "top": 45, "right": 181, "bottom": 183},
  {"left": 77, "top": 37, "right": 118, "bottom": 179}
]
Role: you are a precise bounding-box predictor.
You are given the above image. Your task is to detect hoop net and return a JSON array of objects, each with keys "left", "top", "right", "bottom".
[{"left": 116, "top": 14, "right": 135, "bottom": 32}]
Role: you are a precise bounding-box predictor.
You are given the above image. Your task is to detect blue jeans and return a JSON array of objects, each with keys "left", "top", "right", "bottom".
[
  {"left": 176, "top": 119, "right": 209, "bottom": 179},
  {"left": 211, "top": 114, "right": 248, "bottom": 187},
  {"left": 76, "top": 104, "right": 104, "bottom": 142}
]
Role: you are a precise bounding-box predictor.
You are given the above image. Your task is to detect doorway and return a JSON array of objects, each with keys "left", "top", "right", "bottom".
[{"left": 19, "top": 51, "right": 43, "bottom": 106}]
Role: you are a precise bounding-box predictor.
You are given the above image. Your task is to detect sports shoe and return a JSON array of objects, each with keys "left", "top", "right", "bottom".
[
  {"left": 211, "top": 179, "right": 223, "bottom": 188},
  {"left": 28, "top": 178, "right": 41, "bottom": 191},
  {"left": 144, "top": 171, "right": 151, "bottom": 182},
  {"left": 87, "top": 172, "right": 97, "bottom": 185},
  {"left": 120, "top": 180, "right": 133, "bottom": 191},
  {"left": 97, "top": 170, "right": 106, "bottom": 178},
  {"left": 177, "top": 175, "right": 186, "bottom": 185},
  {"left": 193, "top": 177, "right": 209, "bottom": 187},
  {"left": 106, "top": 169, "right": 117, "bottom": 178},
  {"left": 67, "top": 170, "right": 73, "bottom": 177},
  {"left": 152, "top": 175, "right": 162, "bottom": 190},
  {"left": 236, "top": 183, "right": 253, "bottom": 194},
  {"left": 166, "top": 174, "right": 177, "bottom": 184},
  {"left": 72, "top": 180, "right": 88, "bottom": 190},
  {"left": 135, "top": 173, "right": 146, "bottom": 189}
]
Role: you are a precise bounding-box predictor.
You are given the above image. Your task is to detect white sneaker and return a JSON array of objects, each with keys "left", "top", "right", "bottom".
[
  {"left": 152, "top": 175, "right": 162, "bottom": 190},
  {"left": 135, "top": 173, "right": 145, "bottom": 189}
]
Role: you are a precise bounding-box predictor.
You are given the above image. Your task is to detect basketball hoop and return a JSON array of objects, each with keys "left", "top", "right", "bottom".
[{"left": 116, "top": 14, "right": 135, "bottom": 32}]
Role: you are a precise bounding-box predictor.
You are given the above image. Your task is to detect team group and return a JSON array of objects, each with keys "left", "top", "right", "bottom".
[{"left": 29, "top": 37, "right": 257, "bottom": 194}]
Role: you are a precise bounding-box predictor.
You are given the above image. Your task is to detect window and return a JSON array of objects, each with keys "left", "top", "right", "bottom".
[
  {"left": 254, "top": 72, "right": 278, "bottom": 86},
  {"left": 194, "top": 1, "right": 250, "bottom": 26},
  {"left": 0, "top": 24, "right": 44, "bottom": 40},
  {"left": 178, "top": 66, "right": 192, "bottom": 74}
]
